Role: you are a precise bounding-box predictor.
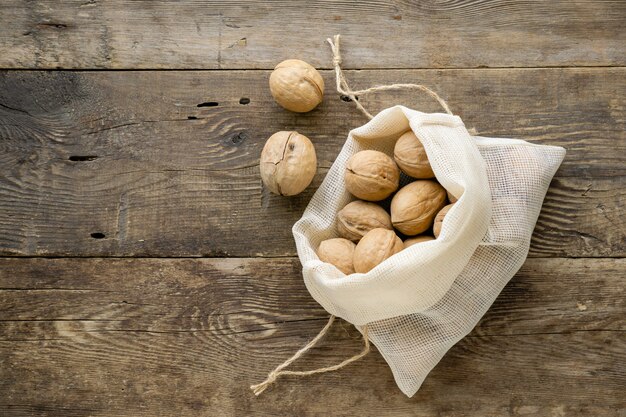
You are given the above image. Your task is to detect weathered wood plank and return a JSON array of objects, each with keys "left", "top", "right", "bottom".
[
  {"left": 1, "top": 0, "right": 625, "bottom": 69},
  {"left": 0, "top": 69, "right": 624, "bottom": 257},
  {"left": 0, "top": 258, "right": 624, "bottom": 416},
  {"left": 0, "top": 258, "right": 622, "bottom": 335}
]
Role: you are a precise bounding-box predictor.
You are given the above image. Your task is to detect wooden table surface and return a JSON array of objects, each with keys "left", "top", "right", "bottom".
[{"left": 1, "top": 2, "right": 624, "bottom": 416}]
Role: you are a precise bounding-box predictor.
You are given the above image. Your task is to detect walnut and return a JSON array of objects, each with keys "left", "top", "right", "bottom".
[
  {"left": 390, "top": 180, "right": 447, "bottom": 235},
  {"left": 337, "top": 200, "right": 393, "bottom": 241},
  {"left": 260, "top": 131, "right": 317, "bottom": 196},
  {"left": 269, "top": 59, "right": 324, "bottom": 113},
  {"left": 317, "top": 238, "right": 356, "bottom": 275},
  {"left": 447, "top": 190, "right": 458, "bottom": 203},
  {"left": 404, "top": 235, "right": 435, "bottom": 248},
  {"left": 433, "top": 203, "right": 455, "bottom": 238},
  {"left": 393, "top": 131, "right": 435, "bottom": 178},
  {"left": 353, "top": 228, "right": 403, "bottom": 273},
  {"left": 345, "top": 150, "right": 400, "bottom": 201}
]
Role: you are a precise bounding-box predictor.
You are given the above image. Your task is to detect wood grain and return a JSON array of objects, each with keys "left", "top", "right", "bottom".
[
  {"left": 1, "top": 0, "right": 625, "bottom": 69},
  {"left": 1, "top": 2, "right": 624, "bottom": 415},
  {"left": 0, "top": 69, "right": 623, "bottom": 257},
  {"left": 0, "top": 257, "right": 623, "bottom": 416}
]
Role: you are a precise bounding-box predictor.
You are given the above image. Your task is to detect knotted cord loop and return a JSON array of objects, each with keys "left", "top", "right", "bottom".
[
  {"left": 250, "top": 316, "right": 371, "bottom": 396},
  {"left": 326, "top": 34, "right": 453, "bottom": 119}
]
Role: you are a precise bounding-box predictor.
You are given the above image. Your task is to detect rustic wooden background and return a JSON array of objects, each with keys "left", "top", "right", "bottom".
[{"left": 1, "top": 1, "right": 624, "bottom": 416}]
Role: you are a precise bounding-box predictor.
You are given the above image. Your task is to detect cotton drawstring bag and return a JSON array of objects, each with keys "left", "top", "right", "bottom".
[{"left": 252, "top": 35, "right": 566, "bottom": 397}]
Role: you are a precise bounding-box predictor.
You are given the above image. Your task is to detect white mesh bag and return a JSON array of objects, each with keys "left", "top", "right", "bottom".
[{"left": 292, "top": 105, "right": 565, "bottom": 396}]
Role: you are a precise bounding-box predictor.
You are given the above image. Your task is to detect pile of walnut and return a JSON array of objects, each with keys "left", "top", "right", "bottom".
[
  {"left": 258, "top": 59, "right": 457, "bottom": 275},
  {"left": 318, "top": 131, "right": 458, "bottom": 275},
  {"left": 260, "top": 59, "right": 323, "bottom": 196}
]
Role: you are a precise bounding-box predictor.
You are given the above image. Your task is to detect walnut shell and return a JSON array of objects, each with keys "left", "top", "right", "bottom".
[
  {"left": 390, "top": 180, "right": 447, "bottom": 235},
  {"left": 345, "top": 150, "right": 400, "bottom": 201},
  {"left": 260, "top": 131, "right": 317, "bottom": 196},
  {"left": 269, "top": 59, "right": 324, "bottom": 113},
  {"left": 337, "top": 200, "right": 393, "bottom": 242},
  {"left": 433, "top": 203, "right": 455, "bottom": 238},
  {"left": 404, "top": 235, "right": 435, "bottom": 248},
  {"left": 317, "top": 238, "right": 356, "bottom": 275},
  {"left": 353, "top": 228, "right": 403, "bottom": 273},
  {"left": 393, "top": 131, "right": 435, "bottom": 178},
  {"left": 447, "top": 190, "right": 459, "bottom": 203}
]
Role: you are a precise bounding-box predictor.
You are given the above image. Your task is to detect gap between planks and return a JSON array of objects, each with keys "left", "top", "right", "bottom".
[
  {"left": 1, "top": 65, "right": 626, "bottom": 72},
  {"left": 0, "top": 255, "right": 623, "bottom": 259}
]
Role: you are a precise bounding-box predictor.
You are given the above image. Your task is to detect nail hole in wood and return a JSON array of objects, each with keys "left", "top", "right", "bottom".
[
  {"left": 197, "top": 102, "right": 219, "bottom": 107},
  {"left": 37, "top": 22, "right": 68, "bottom": 29},
  {"left": 340, "top": 95, "right": 358, "bottom": 102},
  {"left": 90, "top": 232, "right": 105, "bottom": 239},
  {"left": 230, "top": 132, "right": 248, "bottom": 145},
  {"left": 187, "top": 116, "right": 197, "bottom": 120},
  {"left": 239, "top": 98, "right": 250, "bottom": 105},
  {"left": 69, "top": 155, "right": 98, "bottom": 162}
]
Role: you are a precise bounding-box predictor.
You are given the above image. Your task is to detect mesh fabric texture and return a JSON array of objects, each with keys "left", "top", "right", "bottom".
[{"left": 292, "top": 106, "right": 565, "bottom": 396}]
